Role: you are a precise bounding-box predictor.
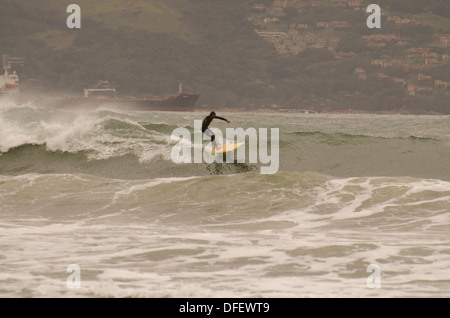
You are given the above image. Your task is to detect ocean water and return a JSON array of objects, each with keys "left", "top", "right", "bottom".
[{"left": 0, "top": 98, "right": 449, "bottom": 297}]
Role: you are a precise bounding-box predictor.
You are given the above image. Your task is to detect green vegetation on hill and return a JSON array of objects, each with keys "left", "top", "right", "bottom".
[{"left": 1, "top": 0, "right": 449, "bottom": 113}]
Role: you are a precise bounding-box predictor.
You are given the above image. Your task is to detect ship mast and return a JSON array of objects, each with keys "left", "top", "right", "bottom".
[{"left": 2, "top": 55, "right": 9, "bottom": 76}]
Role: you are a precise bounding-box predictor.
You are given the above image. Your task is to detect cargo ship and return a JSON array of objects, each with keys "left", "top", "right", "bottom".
[
  {"left": 1, "top": 55, "right": 199, "bottom": 112},
  {"left": 34, "top": 80, "right": 200, "bottom": 112}
]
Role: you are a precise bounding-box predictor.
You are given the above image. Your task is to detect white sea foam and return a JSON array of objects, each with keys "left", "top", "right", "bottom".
[
  {"left": 0, "top": 106, "right": 174, "bottom": 163},
  {"left": 1, "top": 107, "right": 450, "bottom": 297},
  {"left": 1, "top": 172, "right": 449, "bottom": 297}
]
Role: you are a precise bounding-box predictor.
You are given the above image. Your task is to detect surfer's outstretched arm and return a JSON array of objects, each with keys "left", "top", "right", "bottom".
[{"left": 215, "top": 116, "right": 231, "bottom": 124}]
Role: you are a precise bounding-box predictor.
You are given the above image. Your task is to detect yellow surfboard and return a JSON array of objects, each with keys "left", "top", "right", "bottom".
[{"left": 212, "top": 142, "right": 244, "bottom": 154}]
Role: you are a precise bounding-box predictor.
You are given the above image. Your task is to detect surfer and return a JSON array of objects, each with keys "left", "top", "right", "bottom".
[{"left": 202, "top": 111, "right": 231, "bottom": 153}]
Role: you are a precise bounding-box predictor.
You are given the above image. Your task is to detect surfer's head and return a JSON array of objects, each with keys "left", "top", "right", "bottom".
[{"left": 210, "top": 111, "right": 216, "bottom": 118}]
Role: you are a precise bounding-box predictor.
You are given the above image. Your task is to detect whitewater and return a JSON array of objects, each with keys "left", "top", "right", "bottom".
[{"left": 0, "top": 99, "right": 449, "bottom": 297}]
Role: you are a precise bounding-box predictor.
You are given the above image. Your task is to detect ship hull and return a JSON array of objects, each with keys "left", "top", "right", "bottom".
[{"left": 33, "top": 92, "right": 200, "bottom": 112}]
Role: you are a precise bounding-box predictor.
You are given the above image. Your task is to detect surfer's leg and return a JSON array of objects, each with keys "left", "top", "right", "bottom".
[
  {"left": 204, "top": 129, "right": 217, "bottom": 148},
  {"left": 210, "top": 134, "right": 217, "bottom": 148}
]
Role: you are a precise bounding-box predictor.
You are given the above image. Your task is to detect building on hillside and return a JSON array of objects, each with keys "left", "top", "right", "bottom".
[
  {"left": 425, "top": 58, "right": 439, "bottom": 65},
  {"left": 409, "top": 20, "right": 428, "bottom": 26},
  {"left": 407, "top": 47, "right": 431, "bottom": 54},
  {"left": 334, "top": 52, "right": 356, "bottom": 59},
  {"left": 396, "top": 41, "right": 409, "bottom": 46},
  {"left": 348, "top": 1, "right": 361, "bottom": 7},
  {"left": 387, "top": 16, "right": 399, "bottom": 23},
  {"left": 422, "top": 52, "right": 439, "bottom": 58},
  {"left": 418, "top": 74, "right": 432, "bottom": 85},
  {"left": 361, "top": 34, "right": 399, "bottom": 42},
  {"left": 367, "top": 42, "right": 386, "bottom": 48},
  {"left": 403, "top": 64, "right": 423, "bottom": 72},
  {"left": 273, "top": 1, "right": 288, "bottom": 8},
  {"left": 316, "top": 22, "right": 329, "bottom": 28},
  {"left": 396, "top": 18, "right": 410, "bottom": 25},
  {"left": 377, "top": 73, "right": 389, "bottom": 79},
  {"left": 393, "top": 78, "right": 406, "bottom": 87},
  {"left": 435, "top": 80, "right": 448, "bottom": 90},
  {"left": 407, "top": 84, "right": 416, "bottom": 95},
  {"left": 332, "top": 21, "right": 351, "bottom": 30},
  {"left": 251, "top": 4, "right": 266, "bottom": 12},
  {"left": 264, "top": 17, "right": 279, "bottom": 23},
  {"left": 354, "top": 67, "right": 367, "bottom": 80},
  {"left": 305, "top": 33, "right": 317, "bottom": 44},
  {"left": 371, "top": 59, "right": 384, "bottom": 66}
]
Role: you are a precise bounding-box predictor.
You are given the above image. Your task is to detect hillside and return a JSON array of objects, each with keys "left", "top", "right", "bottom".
[{"left": 1, "top": 0, "right": 449, "bottom": 113}]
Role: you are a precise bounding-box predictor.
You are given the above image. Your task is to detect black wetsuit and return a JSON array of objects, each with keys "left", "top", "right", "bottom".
[
  {"left": 201, "top": 115, "right": 228, "bottom": 133},
  {"left": 202, "top": 115, "right": 228, "bottom": 147}
]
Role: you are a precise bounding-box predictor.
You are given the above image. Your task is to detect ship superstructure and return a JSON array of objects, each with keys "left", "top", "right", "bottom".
[{"left": 0, "top": 55, "right": 24, "bottom": 96}]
